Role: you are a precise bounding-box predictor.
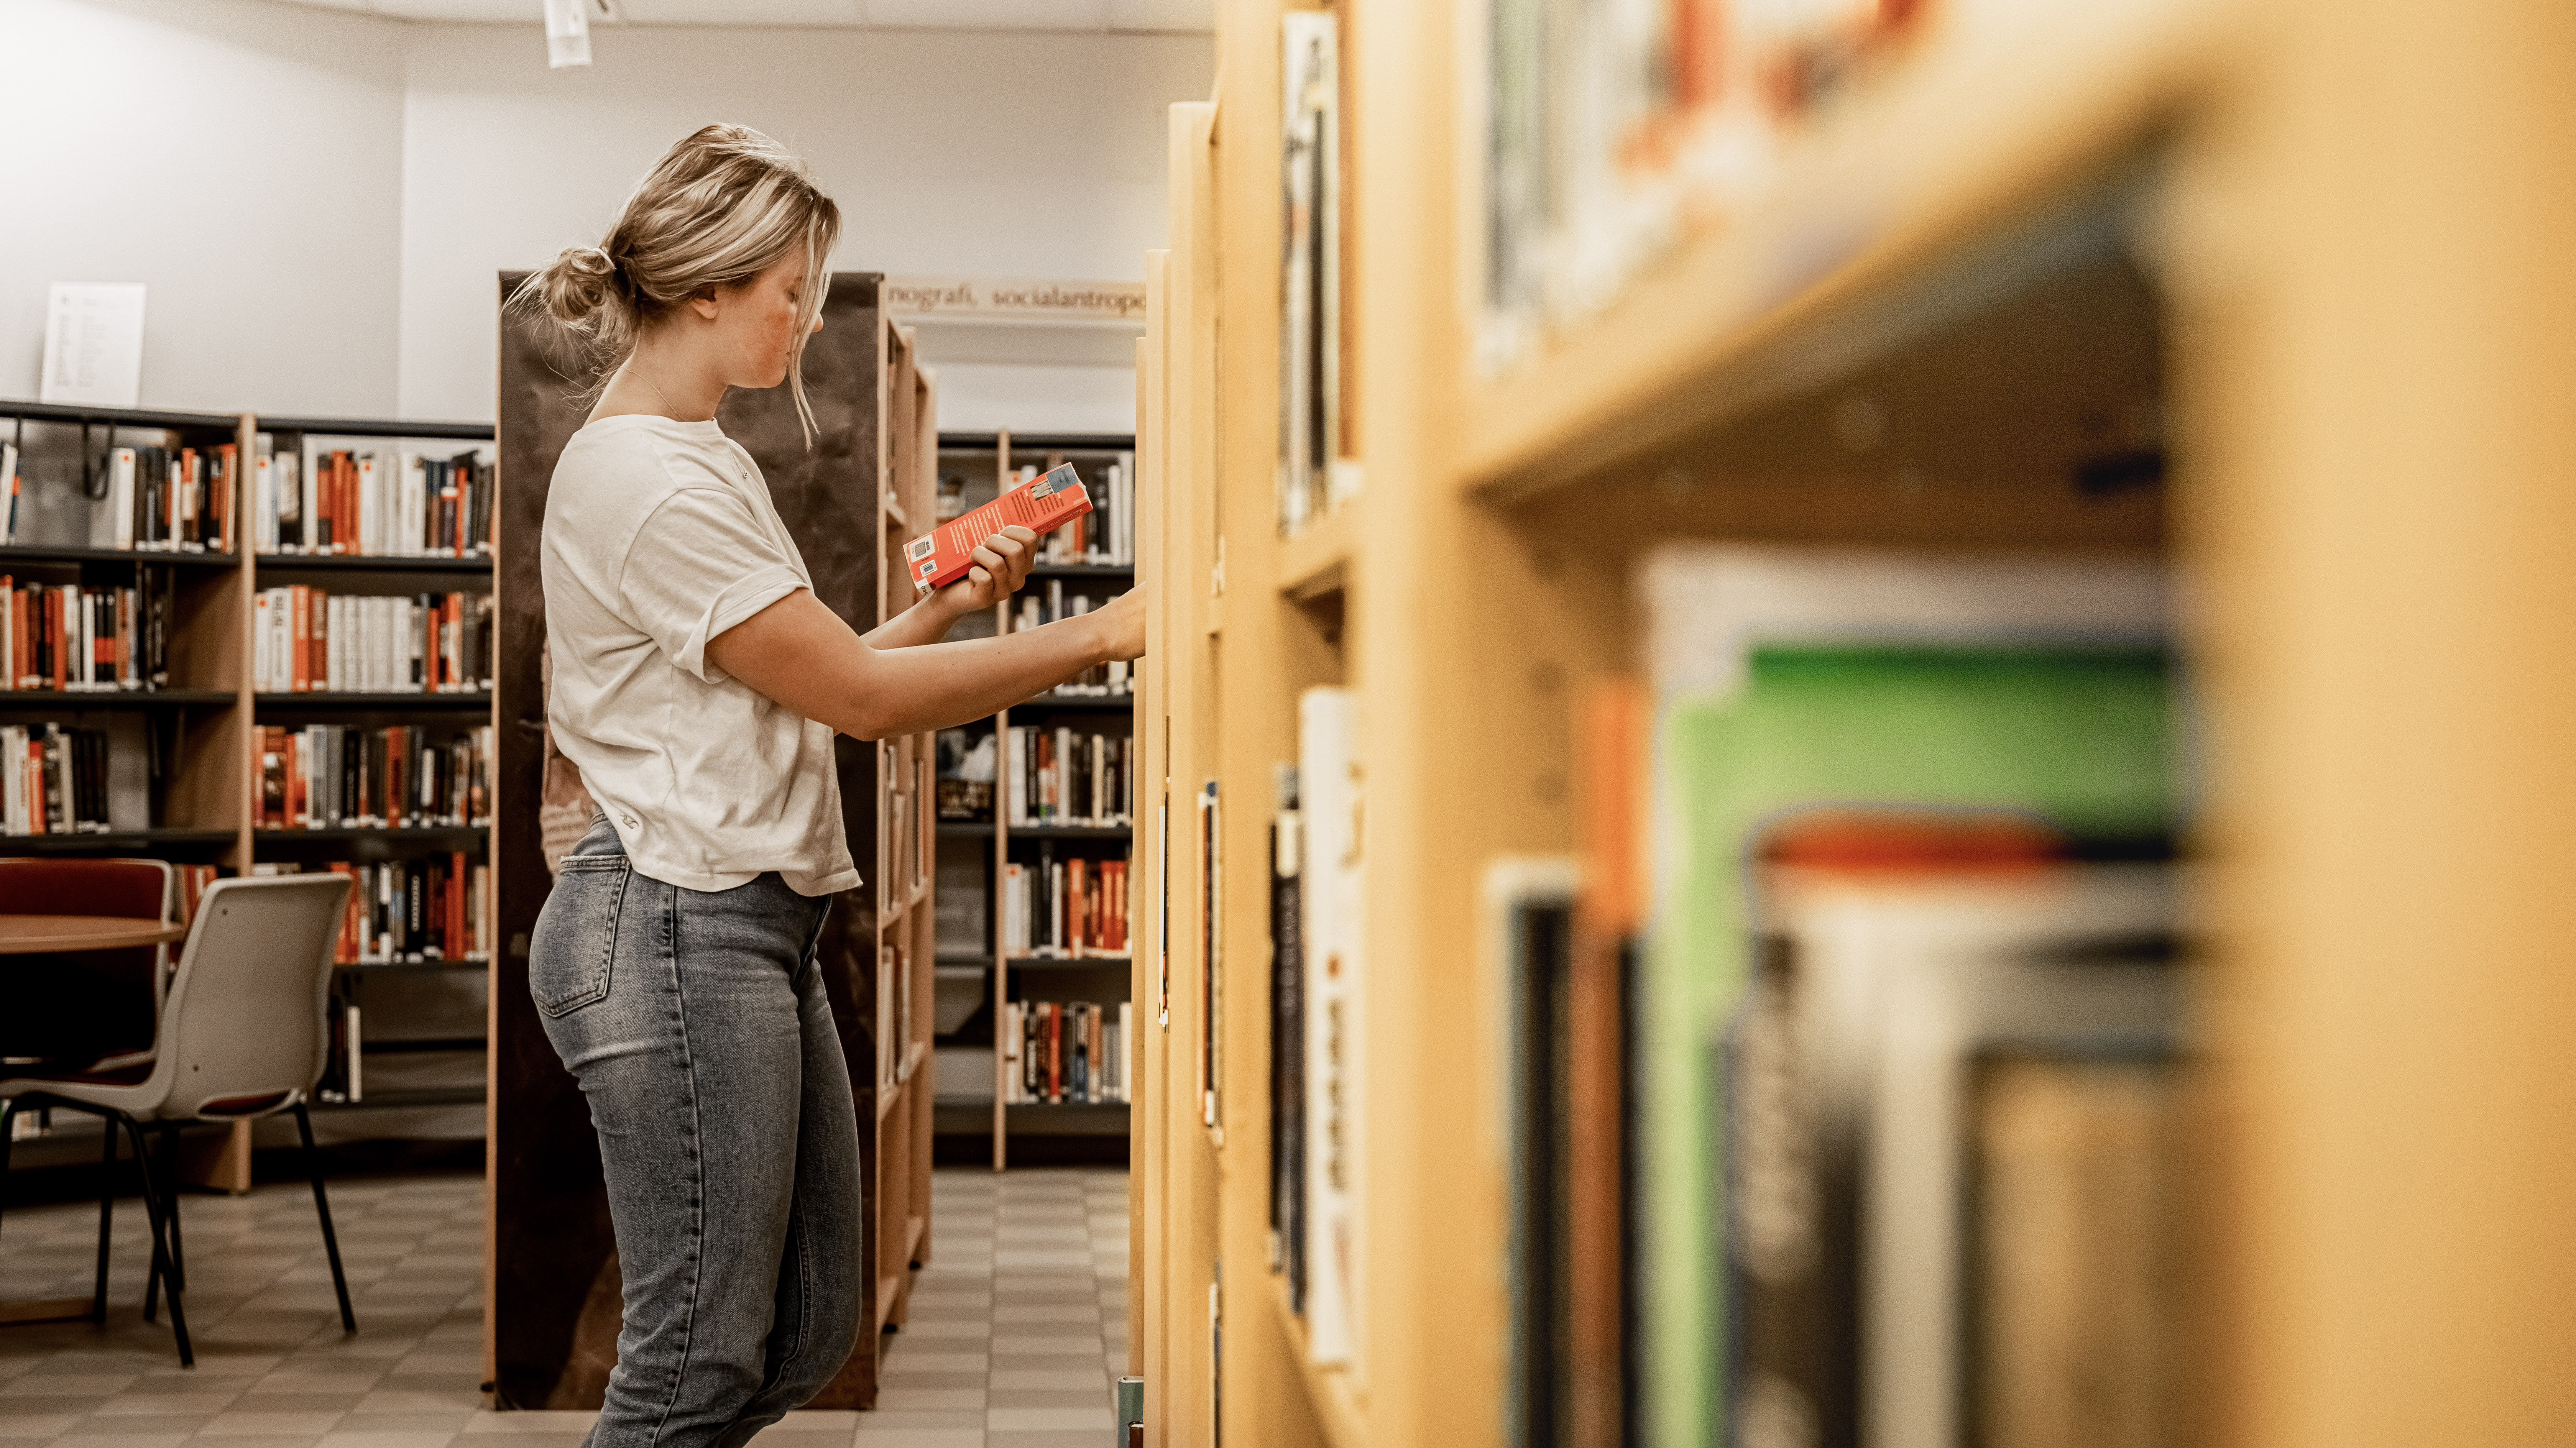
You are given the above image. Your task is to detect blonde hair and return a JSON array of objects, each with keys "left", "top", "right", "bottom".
[{"left": 513, "top": 124, "right": 842, "bottom": 443}]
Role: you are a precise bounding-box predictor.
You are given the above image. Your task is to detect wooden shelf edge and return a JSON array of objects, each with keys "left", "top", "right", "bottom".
[
  {"left": 1456, "top": 0, "right": 2231, "bottom": 498},
  {"left": 874, "top": 1272, "right": 902, "bottom": 1329},
  {"left": 1278, "top": 495, "right": 1361, "bottom": 604},
  {"left": 1266, "top": 1275, "right": 1372, "bottom": 1448}
]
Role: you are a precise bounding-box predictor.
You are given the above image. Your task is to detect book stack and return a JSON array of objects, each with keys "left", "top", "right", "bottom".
[
  {"left": 1012, "top": 582, "right": 1133, "bottom": 696},
  {"left": 1000, "top": 999, "right": 1131, "bottom": 1104},
  {"left": 1004, "top": 724, "right": 1131, "bottom": 826},
  {"left": 255, "top": 724, "right": 493, "bottom": 830},
  {"left": 3, "top": 574, "right": 171, "bottom": 691},
  {"left": 0, "top": 723, "right": 113, "bottom": 834},
  {"left": 1000, "top": 844, "right": 1129, "bottom": 957},
  {"left": 252, "top": 588, "right": 494, "bottom": 693},
  {"left": 254, "top": 447, "right": 495, "bottom": 557},
  {"left": 102, "top": 445, "right": 237, "bottom": 553},
  {"left": 1001, "top": 460, "right": 1132, "bottom": 566}
]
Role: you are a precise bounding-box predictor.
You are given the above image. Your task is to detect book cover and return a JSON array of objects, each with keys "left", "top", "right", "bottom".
[
  {"left": 1299, "top": 686, "right": 1364, "bottom": 1369},
  {"left": 903, "top": 463, "right": 1090, "bottom": 596}
]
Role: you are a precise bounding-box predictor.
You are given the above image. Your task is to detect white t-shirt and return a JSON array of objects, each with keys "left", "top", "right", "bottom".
[{"left": 541, "top": 414, "right": 859, "bottom": 896}]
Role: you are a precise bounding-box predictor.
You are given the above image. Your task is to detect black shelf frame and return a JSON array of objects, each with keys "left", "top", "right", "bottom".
[
  {"left": 0, "top": 828, "right": 236, "bottom": 854},
  {"left": 250, "top": 552, "right": 493, "bottom": 575},
  {"left": 254, "top": 824, "right": 490, "bottom": 845},
  {"left": 312, "top": 1086, "right": 486, "bottom": 1112},
  {"left": 255, "top": 691, "right": 493, "bottom": 710},
  {"left": 334, "top": 958, "right": 490, "bottom": 974},
  {"left": 256, "top": 416, "right": 494, "bottom": 441},
  {"left": 1009, "top": 692, "right": 1136, "bottom": 711},
  {"left": 0, "top": 690, "right": 235, "bottom": 709},
  {"left": 0, "top": 545, "right": 241, "bottom": 569},
  {"left": 936, "top": 821, "right": 1131, "bottom": 840},
  {"left": 936, "top": 431, "right": 1136, "bottom": 453},
  {"left": 0, "top": 399, "right": 242, "bottom": 432}
]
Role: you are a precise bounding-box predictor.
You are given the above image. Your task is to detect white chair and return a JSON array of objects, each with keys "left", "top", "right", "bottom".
[{"left": 0, "top": 873, "right": 356, "bottom": 1368}]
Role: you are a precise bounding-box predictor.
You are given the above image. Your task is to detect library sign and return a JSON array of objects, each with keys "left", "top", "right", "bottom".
[{"left": 883, "top": 276, "right": 1145, "bottom": 325}]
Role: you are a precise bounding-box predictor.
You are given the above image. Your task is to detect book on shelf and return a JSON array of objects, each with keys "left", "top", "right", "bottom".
[
  {"left": 3, "top": 571, "right": 172, "bottom": 691},
  {"left": 0, "top": 442, "right": 17, "bottom": 543},
  {"left": 907, "top": 462, "right": 1091, "bottom": 596},
  {"left": 1004, "top": 724, "right": 1132, "bottom": 827},
  {"left": 1267, "top": 764, "right": 1306, "bottom": 1306},
  {"left": 0, "top": 723, "right": 112, "bottom": 835},
  {"left": 935, "top": 727, "right": 998, "bottom": 822},
  {"left": 1012, "top": 580, "right": 1132, "bottom": 695},
  {"left": 1298, "top": 685, "right": 1364, "bottom": 1368},
  {"left": 999, "top": 842, "right": 1130, "bottom": 957},
  {"left": 104, "top": 444, "right": 238, "bottom": 554},
  {"left": 252, "top": 587, "right": 493, "bottom": 694},
  {"left": 999, "top": 998, "right": 1130, "bottom": 1104},
  {"left": 1731, "top": 813, "right": 2183, "bottom": 1448},
  {"left": 250, "top": 855, "right": 491, "bottom": 965},
  {"left": 1633, "top": 543, "right": 2174, "bottom": 1444},
  {"left": 254, "top": 442, "right": 495, "bottom": 558},
  {"left": 877, "top": 943, "right": 916, "bottom": 1088},
  {"left": 255, "top": 723, "right": 493, "bottom": 831}
]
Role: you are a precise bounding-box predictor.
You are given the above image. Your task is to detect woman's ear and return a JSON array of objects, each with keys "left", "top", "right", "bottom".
[{"left": 688, "top": 287, "right": 721, "bottom": 322}]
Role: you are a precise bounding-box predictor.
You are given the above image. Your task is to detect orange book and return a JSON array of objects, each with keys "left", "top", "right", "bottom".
[
  {"left": 329, "top": 862, "right": 358, "bottom": 964},
  {"left": 291, "top": 586, "right": 311, "bottom": 691},
  {"left": 285, "top": 732, "right": 306, "bottom": 828},
  {"left": 3, "top": 576, "right": 15, "bottom": 691},
  {"left": 904, "top": 463, "right": 1091, "bottom": 596},
  {"left": 310, "top": 587, "right": 329, "bottom": 691}
]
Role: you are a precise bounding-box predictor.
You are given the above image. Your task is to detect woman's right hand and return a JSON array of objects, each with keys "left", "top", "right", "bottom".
[{"left": 1090, "top": 589, "right": 1146, "bottom": 663}]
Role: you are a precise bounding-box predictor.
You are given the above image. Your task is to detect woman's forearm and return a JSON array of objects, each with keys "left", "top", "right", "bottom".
[
  {"left": 861, "top": 591, "right": 971, "bottom": 652},
  {"left": 709, "top": 588, "right": 1106, "bottom": 740}
]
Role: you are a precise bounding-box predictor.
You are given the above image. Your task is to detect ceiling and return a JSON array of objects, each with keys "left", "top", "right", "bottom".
[{"left": 276, "top": 0, "right": 1210, "bottom": 29}]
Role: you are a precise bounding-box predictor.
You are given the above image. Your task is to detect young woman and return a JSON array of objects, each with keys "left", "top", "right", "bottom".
[{"left": 516, "top": 125, "right": 1143, "bottom": 1447}]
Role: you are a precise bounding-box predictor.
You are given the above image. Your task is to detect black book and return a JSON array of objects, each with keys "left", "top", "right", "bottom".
[{"left": 1269, "top": 779, "right": 1307, "bottom": 1305}]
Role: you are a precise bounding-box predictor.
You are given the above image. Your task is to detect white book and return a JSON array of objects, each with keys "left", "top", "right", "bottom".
[
  {"left": 405, "top": 599, "right": 424, "bottom": 691},
  {"left": 357, "top": 454, "right": 382, "bottom": 555},
  {"left": 253, "top": 455, "right": 276, "bottom": 552},
  {"left": 0, "top": 441, "right": 17, "bottom": 544},
  {"left": 108, "top": 448, "right": 136, "bottom": 550},
  {"left": 1300, "top": 685, "right": 1364, "bottom": 1369},
  {"left": 293, "top": 452, "right": 315, "bottom": 553},
  {"left": 269, "top": 589, "right": 292, "bottom": 692},
  {"left": 322, "top": 595, "right": 342, "bottom": 693},
  {"left": 345, "top": 1003, "right": 362, "bottom": 1100},
  {"left": 2, "top": 725, "right": 21, "bottom": 833}
]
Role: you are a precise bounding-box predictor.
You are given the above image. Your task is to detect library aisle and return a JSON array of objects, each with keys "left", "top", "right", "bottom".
[{"left": 0, "top": 1167, "right": 1130, "bottom": 1448}]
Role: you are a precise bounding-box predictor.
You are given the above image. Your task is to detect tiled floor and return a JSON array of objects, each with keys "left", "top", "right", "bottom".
[{"left": 0, "top": 1166, "right": 1131, "bottom": 1448}]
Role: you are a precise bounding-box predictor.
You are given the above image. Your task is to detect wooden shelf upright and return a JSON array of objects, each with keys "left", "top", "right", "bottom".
[{"left": 1128, "top": 1, "right": 2576, "bottom": 1446}]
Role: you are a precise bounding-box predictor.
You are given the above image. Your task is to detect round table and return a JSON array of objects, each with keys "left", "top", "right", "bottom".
[
  {"left": 0, "top": 916, "right": 188, "bottom": 954},
  {"left": 0, "top": 913, "right": 190, "bottom": 1327}
]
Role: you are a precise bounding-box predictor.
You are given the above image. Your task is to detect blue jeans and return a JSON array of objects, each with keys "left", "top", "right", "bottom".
[{"left": 530, "top": 813, "right": 861, "bottom": 1448}]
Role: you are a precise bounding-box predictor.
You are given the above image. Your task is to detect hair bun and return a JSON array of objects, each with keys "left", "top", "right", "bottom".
[{"left": 541, "top": 245, "right": 619, "bottom": 324}]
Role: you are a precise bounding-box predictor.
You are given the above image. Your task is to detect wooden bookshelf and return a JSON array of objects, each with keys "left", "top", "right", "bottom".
[
  {"left": 927, "top": 430, "right": 1138, "bottom": 1170},
  {"left": 0, "top": 398, "right": 497, "bottom": 1192},
  {"left": 1129, "top": 1, "right": 2576, "bottom": 1446},
  {"left": 488, "top": 273, "right": 934, "bottom": 1413}
]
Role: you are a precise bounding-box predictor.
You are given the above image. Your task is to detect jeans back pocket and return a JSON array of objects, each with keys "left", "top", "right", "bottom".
[{"left": 530, "top": 855, "right": 629, "bottom": 1017}]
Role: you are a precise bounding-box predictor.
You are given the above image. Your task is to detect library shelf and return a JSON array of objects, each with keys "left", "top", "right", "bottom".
[
  {"left": 253, "top": 691, "right": 493, "bottom": 709},
  {"left": 0, "top": 828, "right": 237, "bottom": 855},
  {"left": 250, "top": 553, "right": 493, "bottom": 575},
  {"left": 254, "top": 416, "right": 493, "bottom": 441},
  {"left": 311, "top": 1086, "right": 485, "bottom": 1112},
  {"left": 1277, "top": 494, "right": 1358, "bottom": 605},
  {"left": 253, "top": 824, "right": 490, "bottom": 846},
  {"left": 332, "top": 958, "right": 488, "bottom": 974},
  {"left": 1010, "top": 693, "right": 1137, "bottom": 712},
  {"left": 999, "top": 1102, "right": 1129, "bottom": 1136},
  {"left": 0, "top": 690, "right": 237, "bottom": 708},
  {"left": 0, "top": 399, "right": 242, "bottom": 431},
  {"left": 0, "top": 545, "right": 240, "bottom": 568},
  {"left": 360, "top": 1036, "right": 485, "bottom": 1054},
  {"left": 1027, "top": 563, "right": 1136, "bottom": 580},
  {"left": 1006, "top": 954, "right": 1131, "bottom": 968}
]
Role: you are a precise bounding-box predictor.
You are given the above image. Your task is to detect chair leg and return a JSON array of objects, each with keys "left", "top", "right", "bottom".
[
  {"left": 122, "top": 1115, "right": 191, "bottom": 1369},
  {"left": 292, "top": 1103, "right": 356, "bottom": 1333},
  {"left": 158, "top": 1123, "right": 187, "bottom": 1293},
  {"left": 95, "top": 1114, "right": 117, "bottom": 1323}
]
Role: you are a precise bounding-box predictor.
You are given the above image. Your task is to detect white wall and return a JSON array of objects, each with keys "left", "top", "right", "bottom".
[
  {"left": 397, "top": 23, "right": 1202, "bottom": 428},
  {"left": 0, "top": 0, "right": 407, "bottom": 415},
  {"left": 0, "top": 0, "right": 1208, "bottom": 432}
]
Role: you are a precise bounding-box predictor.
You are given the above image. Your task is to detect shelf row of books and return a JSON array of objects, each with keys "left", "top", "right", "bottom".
[
  {"left": 1000, "top": 847, "right": 1129, "bottom": 957},
  {"left": 1013, "top": 584, "right": 1134, "bottom": 696},
  {"left": 2, "top": 574, "right": 171, "bottom": 691},
  {"left": 1004, "top": 724, "right": 1132, "bottom": 827},
  {"left": 252, "top": 588, "right": 495, "bottom": 694},
  {"left": 255, "top": 724, "right": 493, "bottom": 831},
  {"left": 251, "top": 447, "right": 495, "bottom": 558},
  {"left": 100, "top": 444, "right": 239, "bottom": 553},
  {"left": 1585, "top": 547, "right": 2179, "bottom": 1446},
  {"left": 1000, "top": 999, "right": 1131, "bottom": 1105},
  {"left": 248, "top": 855, "right": 491, "bottom": 964},
  {"left": 1, "top": 723, "right": 112, "bottom": 835}
]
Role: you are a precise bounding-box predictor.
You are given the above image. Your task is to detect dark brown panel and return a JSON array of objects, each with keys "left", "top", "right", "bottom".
[{"left": 490, "top": 272, "right": 889, "bottom": 1411}]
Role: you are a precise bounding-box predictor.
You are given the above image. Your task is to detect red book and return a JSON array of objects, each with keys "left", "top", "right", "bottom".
[{"left": 904, "top": 464, "right": 1090, "bottom": 597}]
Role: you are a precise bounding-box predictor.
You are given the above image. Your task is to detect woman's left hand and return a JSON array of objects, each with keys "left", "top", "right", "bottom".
[{"left": 936, "top": 524, "right": 1039, "bottom": 612}]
